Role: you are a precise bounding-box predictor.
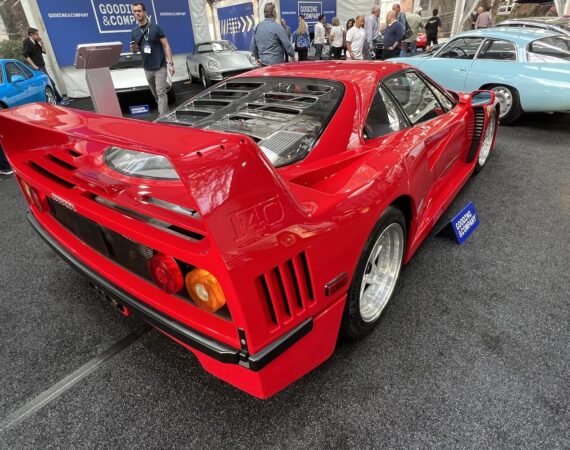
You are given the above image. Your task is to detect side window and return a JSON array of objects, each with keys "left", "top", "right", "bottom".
[
  {"left": 5, "top": 62, "right": 26, "bottom": 82},
  {"left": 385, "top": 72, "right": 446, "bottom": 125},
  {"left": 423, "top": 77, "right": 455, "bottom": 111},
  {"left": 16, "top": 62, "right": 34, "bottom": 79},
  {"left": 364, "top": 85, "right": 408, "bottom": 140},
  {"left": 437, "top": 38, "right": 484, "bottom": 59},
  {"left": 478, "top": 40, "right": 517, "bottom": 61}
]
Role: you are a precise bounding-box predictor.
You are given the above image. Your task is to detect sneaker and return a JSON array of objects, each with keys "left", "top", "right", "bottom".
[
  {"left": 0, "top": 168, "right": 14, "bottom": 176},
  {"left": 58, "top": 99, "right": 70, "bottom": 106}
]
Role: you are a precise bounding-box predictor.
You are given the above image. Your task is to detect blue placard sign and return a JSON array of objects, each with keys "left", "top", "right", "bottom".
[
  {"left": 450, "top": 202, "right": 479, "bottom": 245},
  {"left": 129, "top": 104, "right": 150, "bottom": 115}
]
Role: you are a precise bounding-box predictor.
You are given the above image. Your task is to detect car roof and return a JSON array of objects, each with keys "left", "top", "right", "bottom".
[
  {"left": 453, "top": 27, "right": 562, "bottom": 44},
  {"left": 500, "top": 16, "right": 570, "bottom": 26}
]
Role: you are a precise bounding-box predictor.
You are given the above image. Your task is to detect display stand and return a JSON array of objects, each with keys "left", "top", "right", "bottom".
[{"left": 75, "top": 42, "right": 123, "bottom": 117}]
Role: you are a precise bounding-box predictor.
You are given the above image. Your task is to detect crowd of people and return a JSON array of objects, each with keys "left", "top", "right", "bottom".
[{"left": 252, "top": 2, "right": 445, "bottom": 66}]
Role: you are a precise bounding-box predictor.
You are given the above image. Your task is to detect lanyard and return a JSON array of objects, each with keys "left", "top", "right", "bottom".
[{"left": 139, "top": 23, "right": 150, "bottom": 42}]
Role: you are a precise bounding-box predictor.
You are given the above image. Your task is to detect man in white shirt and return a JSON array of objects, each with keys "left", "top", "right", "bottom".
[
  {"left": 364, "top": 6, "right": 381, "bottom": 59},
  {"left": 314, "top": 15, "right": 326, "bottom": 60},
  {"left": 345, "top": 15, "right": 366, "bottom": 60}
]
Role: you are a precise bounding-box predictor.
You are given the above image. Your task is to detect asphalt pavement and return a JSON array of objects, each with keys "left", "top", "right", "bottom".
[{"left": 0, "top": 83, "right": 568, "bottom": 449}]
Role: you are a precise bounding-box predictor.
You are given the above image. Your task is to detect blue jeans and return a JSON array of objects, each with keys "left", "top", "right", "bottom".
[
  {"left": 400, "top": 40, "right": 417, "bottom": 57},
  {"left": 314, "top": 44, "right": 323, "bottom": 60}
]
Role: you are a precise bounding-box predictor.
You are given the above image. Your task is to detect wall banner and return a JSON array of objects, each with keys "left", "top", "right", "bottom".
[
  {"left": 36, "top": 0, "right": 194, "bottom": 67},
  {"left": 279, "top": 0, "right": 336, "bottom": 30},
  {"left": 216, "top": 3, "right": 255, "bottom": 51}
]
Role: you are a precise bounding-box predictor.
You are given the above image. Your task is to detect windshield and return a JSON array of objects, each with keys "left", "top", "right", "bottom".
[
  {"left": 527, "top": 36, "right": 570, "bottom": 62},
  {"left": 157, "top": 77, "right": 344, "bottom": 167},
  {"left": 212, "top": 41, "right": 236, "bottom": 52}
]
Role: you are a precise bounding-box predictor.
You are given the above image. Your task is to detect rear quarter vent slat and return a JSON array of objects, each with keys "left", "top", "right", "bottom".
[
  {"left": 29, "top": 161, "right": 76, "bottom": 189},
  {"left": 256, "top": 252, "right": 315, "bottom": 329}
]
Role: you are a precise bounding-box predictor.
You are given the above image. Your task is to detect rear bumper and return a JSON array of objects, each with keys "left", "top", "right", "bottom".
[{"left": 27, "top": 211, "right": 312, "bottom": 372}]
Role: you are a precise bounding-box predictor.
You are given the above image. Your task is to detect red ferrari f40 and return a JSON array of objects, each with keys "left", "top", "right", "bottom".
[{"left": 0, "top": 62, "right": 498, "bottom": 398}]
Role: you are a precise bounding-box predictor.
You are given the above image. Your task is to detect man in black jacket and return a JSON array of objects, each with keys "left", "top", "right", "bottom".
[{"left": 22, "top": 28, "right": 68, "bottom": 105}]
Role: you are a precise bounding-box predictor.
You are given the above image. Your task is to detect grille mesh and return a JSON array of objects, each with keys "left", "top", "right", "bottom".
[{"left": 48, "top": 198, "right": 154, "bottom": 280}]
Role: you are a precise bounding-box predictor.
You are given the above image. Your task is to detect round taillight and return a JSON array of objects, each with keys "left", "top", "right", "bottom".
[
  {"left": 29, "top": 187, "right": 50, "bottom": 213},
  {"left": 148, "top": 253, "right": 183, "bottom": 294},
  {"left": 185, "top": 268, "right": 227, "bottom": 313}
]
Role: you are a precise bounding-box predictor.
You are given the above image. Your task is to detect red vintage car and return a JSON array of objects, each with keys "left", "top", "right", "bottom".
[
  {"left": 0, "top": 62, "right": 498, "bottom": 398},
  {"left": 416, "top": 32, "right": 427, "bottom": 50}
]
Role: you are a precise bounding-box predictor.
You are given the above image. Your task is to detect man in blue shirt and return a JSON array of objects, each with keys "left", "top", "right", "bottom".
[
  {"left": 130, "top": 2, "right": 175, "bottom": 116},
  {"left": 382, "top": 11, "right": 404, "bottom": 60},
  {"left": 251, "top": 3, "right": 294, "bottom": 66}
]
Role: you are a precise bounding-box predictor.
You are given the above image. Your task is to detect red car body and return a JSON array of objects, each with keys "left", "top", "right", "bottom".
[
  {"left": 417, "top": 33, "right": 427, "bottom": 50},
  {"left": 0, "top": 62, "right": 498, "bottom": 398}
]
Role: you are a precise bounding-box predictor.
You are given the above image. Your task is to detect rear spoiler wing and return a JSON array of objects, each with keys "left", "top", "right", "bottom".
[{"left": 0, "top": 104, "right": 308, "bottom": 257}]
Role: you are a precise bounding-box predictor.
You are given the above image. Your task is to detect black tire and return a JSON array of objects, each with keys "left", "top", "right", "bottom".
[
  {"left": 341, "top": 206, "right": 406, "bottom": 339},
  {"left": 489, "top": 85, "right": 522, "bottom": 125},
  {"left": 199, "top": 67, "right": 210, "bottom": 88},
  {"left": 45, "top": 86, "right": 57, "bottom": 105},
  {"left": 167, "top": 85, "right": 176, "bottom": 105}
]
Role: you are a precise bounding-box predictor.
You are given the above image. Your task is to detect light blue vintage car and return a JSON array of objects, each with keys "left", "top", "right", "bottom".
[{"left": 393, "top": 29, "right": 570, "bottom": 123}]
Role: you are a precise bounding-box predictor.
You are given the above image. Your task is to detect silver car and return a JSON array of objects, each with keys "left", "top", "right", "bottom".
[
  {"left": 110, "top": 52, "right": 175, "bottom": 104},
  {"left": 186, "top": 40, "right": 257, "bottom": 88}
]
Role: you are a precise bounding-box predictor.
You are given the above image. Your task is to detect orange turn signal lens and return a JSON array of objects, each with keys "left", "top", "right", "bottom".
[{"left": 185, "top": 268, "right": 226, "bottom": 313}]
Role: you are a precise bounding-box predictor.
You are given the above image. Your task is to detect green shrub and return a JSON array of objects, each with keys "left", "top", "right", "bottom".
[{"left": 0, "top": 39, "right": 25, "bottom": 61}]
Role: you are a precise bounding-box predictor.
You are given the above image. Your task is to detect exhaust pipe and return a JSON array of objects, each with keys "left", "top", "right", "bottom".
[
  {"left": 89, "top": 282, "right": 132, "bottom": 317},
  {"left": 109, "top": 297, "right": 133, "bottom": 317}
]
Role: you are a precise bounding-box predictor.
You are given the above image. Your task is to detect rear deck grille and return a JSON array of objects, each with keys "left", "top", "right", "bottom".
[
  {"left": 255, "top": 252, "right": 314, "bottom": 327},
  {"left": 48, "top": 198, "right": 154, "bottom": 280}
]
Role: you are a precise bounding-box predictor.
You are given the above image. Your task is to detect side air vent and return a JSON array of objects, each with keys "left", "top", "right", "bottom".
[
  {"left": 29, "top": 162, "right": 76, "bottom": 189},
  {"left": 47, "top": 155, "right": 77, "bottom": 171},
  {"left": 255, "top": 252, "right": 315, "bottom": 327},
  {"left": 466, "top": 108, "right": 486, "bottom": 163}
]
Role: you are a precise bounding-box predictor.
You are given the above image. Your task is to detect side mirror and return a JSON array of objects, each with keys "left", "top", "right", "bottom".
[
  {"left": 11, "top": 75, "right": 25, "bottom": 83},
  {"left": 470, "top": 90, "right": 496, "bottom": 107}
]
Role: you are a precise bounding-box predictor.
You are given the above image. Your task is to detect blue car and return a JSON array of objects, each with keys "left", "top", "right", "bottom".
[
  {"left": 0, "top": 59, "right": 56, "bottom": 109},
  {"left": 393, "top": 29, "right": 570, "bottom": 123}
]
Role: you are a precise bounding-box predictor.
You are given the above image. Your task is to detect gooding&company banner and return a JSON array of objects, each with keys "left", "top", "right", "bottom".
[
  {"left": 279, "top": 0, "right": 336, "bottom": 31},
  {"left": 36, "top": 0, "right": 194, "bottom": 66}
]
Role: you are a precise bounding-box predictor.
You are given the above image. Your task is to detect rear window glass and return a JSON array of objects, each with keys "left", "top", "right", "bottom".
[
  {"left": 157, "top": 77, "right": 344, "bottom": 167},
  {"left": 527, "top": 36, "right": 570, "bottom": 62}
]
